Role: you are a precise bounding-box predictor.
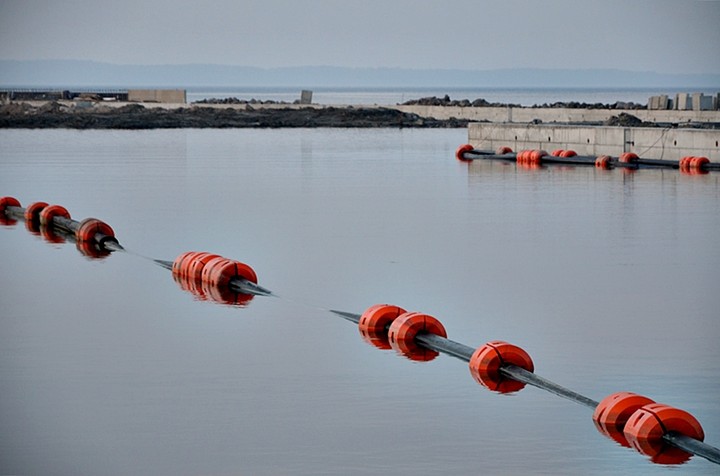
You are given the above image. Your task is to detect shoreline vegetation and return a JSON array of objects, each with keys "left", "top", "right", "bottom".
[{"left": 0, "top": 95, "right": 715, "bottom": 129}]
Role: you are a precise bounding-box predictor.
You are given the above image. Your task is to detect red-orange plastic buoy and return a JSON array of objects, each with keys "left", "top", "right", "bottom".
[
  {"left": 456, "top": 144, "right": 474, "bottom": 161},
  {"left": 624, "top": 403, "right": 705, "bottom": 464},
  {"left": 496, "top": 146, "right": 513, "bottom": 155},
  {"left": 560, "top": 149, "right": 577, "bottom": 158},
  {"left": 172, "top": 251, "right": 200, "bottom": 278},
  {"left": 39, "top": 204, "right": 70, "bottom": 227},
  {"left": 0, "top": 196, "right": 21, "bottom": 213},
  {"left": 529, "top": 149, "right": 547, "bottom": 164},
  {"left": 469, "top": 341, "right": 534, "bottom": 393},
  {"left": 551, "top": 149, "right": 564, "bottom": 157},
  {"left": 387, "top": 312, "right": 447, "bottom": 359},
  {"left": 690, "top": 156, "right": 710, "bottom": 174},
  {"left": 0, "top": 196, "right": 21, "bottom": 225},
  {"left": 358, "top": 304, "right": 407, "bottom": 351},
  {"left": 75, "top": 218, "right": 115, "bottom": 243},
  {"left": 595, "top": 155, "right": 612, "bottom": 169},
  {"left": 186, "top": 252, "right": 222, "bottom": 281},
  {"left": 23, "top": 201, "right": 48, "bottom": 223},
  {"left": 203, "top": 257, "right": 258, "bottom": 288},
  {"left": 679, "top": 156, "right": 692, "bottom": 172},
  {"left": 358, "top": 304, "right": 406, "bottom": 335},
  {"left": 593, "top": 392, "right": 655, "bottom": 447},
  {"left": 619, "top": 152, "right": 639, "bottom": 163}
]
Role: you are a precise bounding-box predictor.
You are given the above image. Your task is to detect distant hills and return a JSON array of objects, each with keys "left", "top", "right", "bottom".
[{"left": 1, "top": 60, "right": 719, "bottom": 89}]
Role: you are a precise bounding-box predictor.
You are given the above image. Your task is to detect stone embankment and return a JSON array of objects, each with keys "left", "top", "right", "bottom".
[
  {"left": 0, "top": 101, "right": 467, "bottom": 129},
  {"left": 1, "top": 96, "right": 719, "bottom": 129}
]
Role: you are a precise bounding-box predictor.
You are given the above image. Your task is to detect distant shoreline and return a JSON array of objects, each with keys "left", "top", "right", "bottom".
[{"left": 1, "top": 99, "right": 719, "bottom": 130}]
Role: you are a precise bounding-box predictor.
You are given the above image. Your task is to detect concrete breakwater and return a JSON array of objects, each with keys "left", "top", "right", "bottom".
[{"left": 468, "top": 123, "right": 720, "bottom": 161}]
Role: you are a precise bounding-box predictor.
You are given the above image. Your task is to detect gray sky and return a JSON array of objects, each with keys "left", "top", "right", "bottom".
[{"left": 1, "top": 0, "right": 719, "bottom": 73}]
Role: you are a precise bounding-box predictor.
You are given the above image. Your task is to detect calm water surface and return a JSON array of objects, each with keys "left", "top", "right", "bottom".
[{"left": 1, "top": 128, "right": 719, "bottom": 475}]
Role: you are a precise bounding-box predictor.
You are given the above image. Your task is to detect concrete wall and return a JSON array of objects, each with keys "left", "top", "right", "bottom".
[
  {"left": 468, "top": 123, "right": 720, "bottom": 161},
  {"left": 128, "top": 89, "right": 186, "bottom": 103},
  {"left": 394, "top": 105, "right": 720, "bottom": 124}
]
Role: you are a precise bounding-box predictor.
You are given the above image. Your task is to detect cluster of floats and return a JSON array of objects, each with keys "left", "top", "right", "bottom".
[
  {"left": 456, "top": 144, "right": 718, "bottom": 174},
  {"left": 2, "top": 195, "right": 719, "bottom": 468}
]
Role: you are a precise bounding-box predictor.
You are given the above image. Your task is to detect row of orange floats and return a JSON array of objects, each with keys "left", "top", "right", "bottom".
[
  {"left": 0, "top": 196, "right": 118, "bottom": 259},
  {"left": 355, "top": 303, "right": 710, "bottom": 465},
  {"left": 2, "top": 196, "right": 717, "bottom": 465},
  {"left": 456, "top": 144, "right": 714, "bottom": 175}
]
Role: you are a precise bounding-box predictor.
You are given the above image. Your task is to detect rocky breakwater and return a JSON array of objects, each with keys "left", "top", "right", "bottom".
[{"left": 0, "top": 102, "right": 468, "bottom": 129}]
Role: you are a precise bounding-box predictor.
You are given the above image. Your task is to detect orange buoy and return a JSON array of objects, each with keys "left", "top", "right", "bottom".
[
  {"left": 529, "top": 149, "right": 547, "bottom": 164},
  {"left": 387, "top": 312, "right": 447, "bottom": 357},
  {"left": 0, "top": 196, "right": 21, "bottom": 213},
  {"left": 690, "top": 156, "right": 710, "bottom": 171},
  {"left": 172, "top": 251, "right": 200, "bottom": 277},
  {"left": 593, "top": 392, "right": 655, "bottom": 447},
  {"left": 678, "top": 156, "right": 692, "bottom": 172},
  {"left": 75, "top": 218, "right": 115, "bottom": 243},
  {"left": 551, "top": 149, "right": 564, "bottom": 157},
  {"left": 624, "top": 403, "right": 705, "bottom": 463},
  {"left": 469, "top": 341, "right": 534, "bottom": 393},
  {"left": 455, "top": 144, "right": 474, "bottom": 161},
  {"left": 39, "top": 204, "right": 70, "bottom": 227},
  {"left": 0, "top": 196, "right": 21, "bottom": 225},
  {"left": 186, "top": 252, "right": 222, "bottom": 281},
  {"left": 595, "top": 155, "right": 612, "bottom": 169},
  {"left": 23, "top": 201, "right": 48, "bottom": 223},
  {"left": 559, "top": 149, "right": 577, "bottom": 158},
  {"left": 496, "top": 146, "right": 513, "bottom": 155},
  {"left": 619, "top": 152, "right": 639, "bottom": 163},
  {"left": 203, "top": 257, "right": 258, "bottom": 288},
  {"left": 358, "top": 304, "right": 406, "bottom": 335}
]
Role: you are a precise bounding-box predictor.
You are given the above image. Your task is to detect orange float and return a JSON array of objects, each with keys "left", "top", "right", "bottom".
[
  {"left": 23, "top": 201, "right": 48, "bottom": 222},
  {"left": 186, "top": 252, "right": 222, "bottom": 281},
  {"left": 75, "top": 217, "right": 115, "bottom": 243},
  {"left": 203, "top": 257, "right": 258, "bottom": 288},
  {"left": 551, "top": 149, "right": 564, "bottom": 157},
  {"left": 172, "top": 251, "right": 201, "bottom": 278},
  {"left": 595, "top": 155, "right": 612, "bottom": 169},
  {"left": 469, "top": 341, "right": 534, "bottom": 393},
  {"left": 358, "top": 304, "right": 406, "bottom": 335},
  {"left": 619, "top": 152, "right": 639, "bottom": 163},
  {"left": 496, "top": 146, "right": 513, "bottom": 155},
  {"left": 593, "top": 392, "right": 655, "bottom": 447},
  {"left": 387, "top": 312, "right": 447, "bottom": 359},
  {"left": 39, "top": 204, "right": 70, "bottom": 227},
  {"left": 455, "top": 144, "right": 474, "bottom": 161},
  {"left": 0, "top": 196, "right": 21, "bottom": 225},
  {"left": 624, "top": 403, "right": 705, "bottom": 464},
  {"left": 559, "top": 149, "right": 577, "bottom": 158}
]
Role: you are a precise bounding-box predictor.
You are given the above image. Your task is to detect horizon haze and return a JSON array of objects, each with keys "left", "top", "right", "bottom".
[{"left": 1, "top": 0, "right": 719, "bottom": 89}]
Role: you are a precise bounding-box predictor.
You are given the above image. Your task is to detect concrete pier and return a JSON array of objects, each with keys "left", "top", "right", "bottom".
[{"left": 468, "top": 123, "right": 720, "bottom": 161}]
